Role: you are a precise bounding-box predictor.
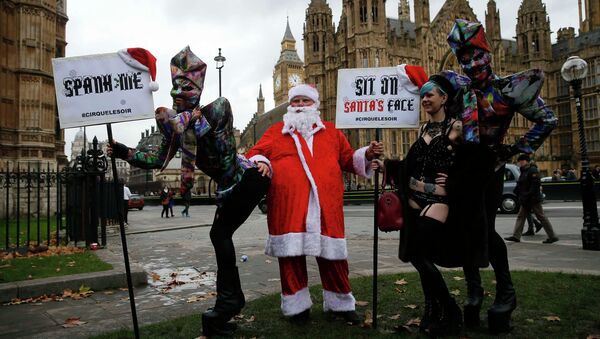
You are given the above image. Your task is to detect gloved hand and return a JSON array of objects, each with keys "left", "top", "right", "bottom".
[{"left": 108, "top": 141, "right": 131, "bottom": 160}]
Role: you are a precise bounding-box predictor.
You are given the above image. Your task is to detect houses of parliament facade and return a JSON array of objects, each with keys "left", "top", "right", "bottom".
[
  {"left": 241, "top": 0, "right": 600, "bottom": 184},
  {"left": 0, "top": 0, "right": 68, "bottom": 168}
]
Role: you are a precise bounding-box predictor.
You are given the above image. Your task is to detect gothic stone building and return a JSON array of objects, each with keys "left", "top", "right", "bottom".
[
  {"left": 243, "top": 0, "right": 600, "bottom": 188},
  {"left": 0, "top": 0, "right": 68, "bottom": 169}
]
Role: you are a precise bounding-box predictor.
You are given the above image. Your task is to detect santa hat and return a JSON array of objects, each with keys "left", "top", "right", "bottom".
[
  {"left": 170, "top": 46, "right": 207, "bottom": 95},
  {"left": 117, "top": 48, "right": 159, "bottom": 91},
  {"left": 447, "top": 19, "right": 491, "bottom": 55},
  {"left": 396, "top": 64, "right": 428, "bottom": 94},
  {"left": 288, "top": 84, "right": 319, "bottom": 105}
]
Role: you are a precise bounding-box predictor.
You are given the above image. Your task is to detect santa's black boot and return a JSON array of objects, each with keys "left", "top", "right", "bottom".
[
  {"left": 487, "top": 269, "right": 516, "bottom": 334},
  {"left": 463, "top": 267, "right": 484, "bottom": 328},
  {"left": 202, "top": 267, "right": 245, "bottom": 337}
]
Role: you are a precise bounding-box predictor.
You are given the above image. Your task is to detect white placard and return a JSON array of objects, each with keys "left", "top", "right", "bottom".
[
  {"left": 335, "top": 67, "right": 420, "bottom": 129},
  {"left": 52, "top": 53, "right": 155, "bottom": 128}
]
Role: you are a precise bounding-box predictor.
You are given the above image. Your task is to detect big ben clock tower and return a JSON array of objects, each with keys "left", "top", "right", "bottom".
[{"left": 273, "top": 18, "right": 304, "bottom": 106}]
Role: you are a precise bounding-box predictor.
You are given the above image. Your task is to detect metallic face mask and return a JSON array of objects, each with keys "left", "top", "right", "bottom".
[
  {"left": 459, "top": 48, "right": 492, "bottom": 83},
  {"left": 171, "top": 77, "right": 201, "bottom": 111}
]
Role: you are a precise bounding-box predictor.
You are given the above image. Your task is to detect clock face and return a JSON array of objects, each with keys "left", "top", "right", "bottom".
[
  {"left": 289, "top": 73, "right": 301, "bottom": 86},
  {"left": 274, "top": 74, "right": 281, "bottom": 90}
]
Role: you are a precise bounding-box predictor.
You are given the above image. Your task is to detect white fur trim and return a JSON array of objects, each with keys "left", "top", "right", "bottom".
[
  {"left": 396, "top": 64, "right": 419, "bottom": 94},
  {"left": 265, "top": 232, "right": 348, "bottom": 260},
  {"left": 323, "top": 290, "right": 356, "bottom": 312},
  {"left": 248, "top": 154, "right": 272, "bottom": 177},
  {"left": 353, "top": 146, "right": 373, "bottom": 178},
  {"left": 117, "top": 49, "right": 149, "bottom": 72},
  {"left": 289, "top": 133, "right": 321, "bottom": 234},
  {"left": 288, "top": 84, "right": 319, "bottom": 104},
  {"left": 281, "top": 287, "right": 312, "bottom": 316}
]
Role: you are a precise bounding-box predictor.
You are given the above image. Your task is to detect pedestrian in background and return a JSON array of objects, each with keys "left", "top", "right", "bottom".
[
  {"left": 168, "top": 188, "right": 175, "bottom": 217},
  {"left": 505, "top": 154, "right": 558, "bottom": 244},
  {"left": 160, "top": 187, "right": 170, "bottom": 218},
  {"left": 122, "top": 181, "right": 132, "bottom": 225},
  {"left": 181, "top": 189, "right": 191, "bottom": 217}
]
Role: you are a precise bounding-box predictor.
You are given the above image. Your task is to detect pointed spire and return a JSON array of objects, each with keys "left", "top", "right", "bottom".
[
  {"left": 258, "top": 84, "right": 264, "bottom": 99},
  {"left": 282, "top": 16, "right": 295, "bottom": 43}
]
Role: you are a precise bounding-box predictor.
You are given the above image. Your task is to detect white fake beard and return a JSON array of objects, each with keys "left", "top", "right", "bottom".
[{"left": 283, "top": 105, "right": 324, "bottom": 138}]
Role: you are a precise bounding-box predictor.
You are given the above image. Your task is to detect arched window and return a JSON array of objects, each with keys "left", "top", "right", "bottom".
[
  {"left": 372, "top": 1, "right": 378, "bottom": 22},
  {"left": 360, "top": 0, "right": 367, "bottom": 23}
]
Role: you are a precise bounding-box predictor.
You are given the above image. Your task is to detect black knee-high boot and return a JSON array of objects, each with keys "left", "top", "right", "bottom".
[
  {"left": 463, "top": 266, "right": 484, "bottom": 328},
  {"left": 415, "top": 216, "right": 462, "bottom": 336},
  {"left": 487, "top": 267, "right": 516, "bottom": 333},
  {"left": 202, "top": 267, "right": 245, "bottom": 336},
  {"left": 486, "top": 231, "right": 516, "bottom": 334}
]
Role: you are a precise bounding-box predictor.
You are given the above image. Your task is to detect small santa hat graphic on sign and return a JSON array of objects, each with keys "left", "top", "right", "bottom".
[
  {"left": 396, "top": 64, "right": 427, "bottom": 94},
  {"left": 117, "top": 48, "right": 159, "bottom": 92}
]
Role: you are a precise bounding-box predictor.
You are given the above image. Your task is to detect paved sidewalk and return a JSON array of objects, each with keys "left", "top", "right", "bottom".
[{"left": 2, "top": 202, "right": 599, "bottom": 338}]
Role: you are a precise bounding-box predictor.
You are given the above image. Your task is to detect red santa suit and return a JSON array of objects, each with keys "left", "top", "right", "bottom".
[{"left": 246, "top": 119, "right": 372, "bottom": 316}]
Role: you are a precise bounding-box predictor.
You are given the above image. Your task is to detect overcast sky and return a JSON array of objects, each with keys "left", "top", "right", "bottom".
[{"left": 63, "top": 0, "right": 579, "bottom": 159}]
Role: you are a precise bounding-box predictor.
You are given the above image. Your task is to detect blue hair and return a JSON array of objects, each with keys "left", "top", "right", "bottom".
[{"left": 420, "top": 81, "right": 447, "bottom": 98}]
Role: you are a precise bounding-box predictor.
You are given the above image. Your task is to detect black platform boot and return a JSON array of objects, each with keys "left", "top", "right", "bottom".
[
  {"left": 429, "top": 297, "right": 463, "bottom": 337},
  {"left": 463, "top": 267, "right": 484, "bottom": 328},
  {"left": 202, "top": 267, "right": 245, "bottom": 337},
  {"left": 487, "top": 269, "right": 516, "bottom": 334},
  {"left": 419, "top": 298, "right": 440, "bottom": 333}
]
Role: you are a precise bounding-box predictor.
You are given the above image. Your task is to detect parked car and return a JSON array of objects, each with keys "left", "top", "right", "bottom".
[
  {"left": 500, "top": 164, "right": 521, "bottom": 214},
  {"left": 128, "top": 194, "right": 145, "bottom": 210},
  {"left": 500, "top": 164, "right": 545, "bottom": 214},
  {"left": 258, "top": 196, "right": 267, "bottom": 214}
]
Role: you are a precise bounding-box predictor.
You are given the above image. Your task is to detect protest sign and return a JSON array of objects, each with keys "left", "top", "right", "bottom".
[
  {"left": 335, "top": 66, "right": 421, "bottom": 129},
  {"left": 52, "top": 52, "right": 155, "bottom": 128}
]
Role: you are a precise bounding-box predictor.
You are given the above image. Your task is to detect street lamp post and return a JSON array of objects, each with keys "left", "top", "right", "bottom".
[
  {"left": 561, "top": 55, "right": 600, "bottom": 250},
  {"left": 214, "top": 48, "right": 226, "bottom": 97}
]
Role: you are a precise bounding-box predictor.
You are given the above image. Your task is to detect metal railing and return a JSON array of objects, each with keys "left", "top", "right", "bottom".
[{"left": 0, "top": 137, "right": 118, "bottom": 253}]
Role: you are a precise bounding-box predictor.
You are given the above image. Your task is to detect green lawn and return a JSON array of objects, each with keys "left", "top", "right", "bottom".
[
  {"left": 0, "top": 217, "right": 65, "bottom": 249},
  {"left": 0, "top": 251, "right": 112, "bottom": 283},
  {"left": 91, "top": 270, "right": 600, "bottom": 338}
]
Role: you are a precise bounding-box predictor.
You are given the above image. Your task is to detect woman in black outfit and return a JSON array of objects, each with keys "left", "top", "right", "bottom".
[{"left": 405, "top": 75, "right": 464, "bottom": 336}]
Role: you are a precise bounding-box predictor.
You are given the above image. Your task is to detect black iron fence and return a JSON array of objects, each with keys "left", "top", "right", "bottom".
[{"left": 0, "top": 137, "right": 120, "bottom": 253}]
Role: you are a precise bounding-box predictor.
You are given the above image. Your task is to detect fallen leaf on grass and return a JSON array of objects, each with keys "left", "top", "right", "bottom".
[
  {"left": 119, "top": 288, "right": 128, "bottom": 291},
  {"left": 103, "top": 291, "right": 114, "bottom": 295},
  {"left": 355, "top": 300, "right": 369, "bottom": 307},
  {"left": 405, "top": 318, "right": 420, "bottom": 327},
  {"left": 245, "top": 315, "right": 256, "bottom": 322},
  {"left": 452, "top": 276, "right": 464, "bottom": 281},
  {"left": 27, "top": 274, "right": 33, "bottom": 279},
  {"left": 62, "top": 317, "right": 87, "bottom": 328},
  {"left": 0, "top": 264, "right": 11, "bottom": 269},
  {"left": 586, "top": 335, "right": 600, "bottom": 339},
  {"left": 450, "top": 289, "right": 461, "bottom": 296},
  {"left": 265, "top": 259, "right": 272, "bottom": 264},
  {"left": 394, "top": 279, "right": 408, "bottom": 286},
  {"left": 67, "top": 261, "right": 76, "bottom": 267},
  {"left": 403, "top": 304, "right": 418, "bottom": 309},
  {"left": 267, "top": 278, "right": 280, "bottom": 282},
  {"left": 55, "top": 268, "right": 61, "bottom": 272},
  {"left": 388, "top": 314, "right": 401, "bottom": 320},
  {"left": 526, "top": 318, "right": 534, "bottom": 323},
  {"left": 193, "top": 336, "right": 208, "bottom": 339},
  {"left": 62, "top": 289, "right": 73, "bottom": 298},
  {"left": 362, "top": 310, "right": 373, "bottom": 328},
  {"left": 395, "top": 288, "right": 406, "bottom": 294},
  {"left": 543, "top": 315, "right": 561, "bottom": 322}
]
